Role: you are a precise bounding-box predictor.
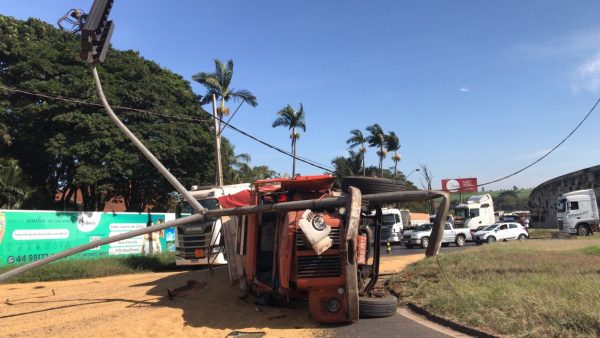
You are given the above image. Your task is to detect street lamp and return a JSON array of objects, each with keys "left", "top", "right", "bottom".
[{"left": 406, "top": 168, "right": 420, "bottom": 178}]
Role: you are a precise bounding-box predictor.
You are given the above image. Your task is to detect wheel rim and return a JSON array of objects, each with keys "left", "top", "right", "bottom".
[
  {"left": 580, "top": 227, "right": 589, "bottom": 236},
  {"left": 422, "top": 238, "right": 429, "bottom": 248},
  {"left": 519, "top": 234, "right": 525, "bottom": 240},
  {"left": 457, "top": 237, "right": 465, "bottom": 246},
  {"left": 488, "top": 236, "right": 495, "bottom": 243}
]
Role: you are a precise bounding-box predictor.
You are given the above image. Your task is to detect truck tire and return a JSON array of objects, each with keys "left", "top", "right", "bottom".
[
  {"left": 577, "top": 224, "right": 591, "bottom": 236},
  {"left": 420, "top": 237, "right": 429, "bottom": 249},
  {"left": 341, "top": 177, "right": 407, "bottom": 195},
  {"left": 455, "top": 235, "right": 466, "bottom": 247},
  {"left": 486, "top": 236, "right": 496, "bottom": 244},
  {"left": 359, "top": 295, "right": 398, "bottom": 318}
]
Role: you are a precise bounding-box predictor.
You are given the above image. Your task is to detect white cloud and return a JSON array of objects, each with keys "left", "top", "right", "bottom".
[
  {"left": 459, "top": 87, "right": 470, "bottom": 92},
  {"left": 575, "top": 53, "right": 600, "bottom": 92}
]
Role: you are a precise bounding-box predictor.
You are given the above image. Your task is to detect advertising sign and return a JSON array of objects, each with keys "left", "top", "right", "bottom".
[
  {"left": 441, "top": 178, "right": 478, "bottom": 193},
  {"left": 0, "top": 210, "right": 175, "bottom": 267}
]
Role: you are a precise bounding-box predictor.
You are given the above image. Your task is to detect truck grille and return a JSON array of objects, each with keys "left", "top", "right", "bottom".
[
  {"left": 380, "top": 227, "right": 392, "bottom": 241},
  {"left": 176, "top": 226, "right": 214, "bottom": 259},
  {"left": 297, "top": 255, "right": 342, "bottom": 278},
  {"left": 295, "top": 227, "right": 341, "bottom": 249}
]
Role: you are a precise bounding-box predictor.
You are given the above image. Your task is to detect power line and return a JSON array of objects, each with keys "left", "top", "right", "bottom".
[
  {"left": 0, "top": 84, "right": 335, "bottom": 172},
  {"left": 478, "top": 95, "right": 600, "bottom": 187}
]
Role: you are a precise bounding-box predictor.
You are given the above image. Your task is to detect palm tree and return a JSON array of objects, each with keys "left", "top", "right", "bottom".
[
  {"left": 193, "top": 59, "right": 258, "bottom": 129},
  {"left": 366, "top": 123, "right": 387, "bottom": 176},
  {"left": 346, "top": 129, "right": 367, "bottom": 176},
  {"left": 272, "top": 103, "right": 306, "bottom": 177},
  {"left": 192, "top": 59, "right": 257, "bottom": 185},
  {"left": 386, "top": 131, "right": 401, "bottom": 178}
]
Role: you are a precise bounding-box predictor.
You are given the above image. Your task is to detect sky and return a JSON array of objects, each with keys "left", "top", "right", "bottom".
[{"left": 2, "top": 0, "right": 600, "bottom": 191}]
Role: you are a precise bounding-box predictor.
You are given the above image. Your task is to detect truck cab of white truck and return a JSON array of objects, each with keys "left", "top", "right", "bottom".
[
  {"left": 453, "top": 194, "right": 495, "bottom": 229},
  {"left": 175, "top": 183, "right": 251, "bottom": 266},
  {"left": 557, "top": 189, "right": 599, "bottom": 236},
  {"left": 363, "top": 208, "right": 404, "bottom": 244}
]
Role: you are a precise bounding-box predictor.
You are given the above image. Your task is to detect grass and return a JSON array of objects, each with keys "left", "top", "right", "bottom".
[
  {"left": 387, "top": 239, "right": 600, "bottom": 337},
  {"left": 0, "top": 252, "right": 178, "bottom": 283}
]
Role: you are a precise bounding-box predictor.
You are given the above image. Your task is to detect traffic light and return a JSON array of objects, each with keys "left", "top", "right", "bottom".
[{"left": 80, "top": 0, "right": 115, "bottom": 64}]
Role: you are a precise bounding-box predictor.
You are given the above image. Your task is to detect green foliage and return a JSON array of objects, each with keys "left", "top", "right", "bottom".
[
  {"left": 0, "top": 16, "right": 223, "bottom": 211},
  {"left": 582, "top": 245, "right": 600, "bottom": 256}
]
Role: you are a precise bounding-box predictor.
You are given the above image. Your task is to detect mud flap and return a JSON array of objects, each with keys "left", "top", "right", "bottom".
[{"left": 345, "top": 186, "right": 361, "bottom": 322}]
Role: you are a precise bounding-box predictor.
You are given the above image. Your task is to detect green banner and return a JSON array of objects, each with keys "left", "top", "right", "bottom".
[{"left": 0, "top": 210, "right": 176, "bottom": 267}]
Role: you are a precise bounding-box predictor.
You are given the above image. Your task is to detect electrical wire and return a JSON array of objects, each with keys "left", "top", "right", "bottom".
[
  {"left": 477, "top": 95, "right": 600, "bottom": 188},
  {"left": 0, "top": 84, "right": 335, "bottom": 172}
]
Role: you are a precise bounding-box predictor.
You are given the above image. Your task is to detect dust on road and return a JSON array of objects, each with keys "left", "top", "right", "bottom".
[{"left": 0, "top": 254, "right": 423, "bottom": 338}]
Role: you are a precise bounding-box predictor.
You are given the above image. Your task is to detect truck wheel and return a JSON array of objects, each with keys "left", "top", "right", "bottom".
[
  {"left": 577, "top": 225, "right": 591, "bottom": 236},
  {"left": 359, "top": 295, "right": 398, "bottom": 318},
  {"left": 420, "top": 237, "right": 429, "bottom": 249},
  {"left": 341, "top": 177, "right": 407, "bottom": 195},
  {"left": 455, "top": 235, "right": 466, "bottom": 247},
  {"left": 518, "top": 234, "right": 527, "bottom": 241},
  {"left": 486, "top": 236, "right": 496, "bottom": 244}
]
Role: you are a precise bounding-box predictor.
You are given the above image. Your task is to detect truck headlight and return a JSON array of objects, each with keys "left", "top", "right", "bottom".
[
  {"left": 312, "top": 215, "right": 327, "bottom": 231},
  {"left": 325, "top": 298, "right": 341, "bottom": 313}
]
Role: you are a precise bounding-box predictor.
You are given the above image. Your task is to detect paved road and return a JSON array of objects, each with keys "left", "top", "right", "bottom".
[
  {"left": 329, "top": 308, "right": 467, "bottom": 338},
  {"left": 387, "top": 241, "right": 478, "bottom": 256}
]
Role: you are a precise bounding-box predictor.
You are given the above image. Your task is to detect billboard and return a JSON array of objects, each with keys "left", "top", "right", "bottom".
[
  {"left": 441, "top": 178, "right": 478, "bottom": 193},
  {"left": 0, "top": 210, "right": 176, "bottom": 267}
]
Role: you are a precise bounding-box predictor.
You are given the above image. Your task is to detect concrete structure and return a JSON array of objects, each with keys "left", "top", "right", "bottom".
[{"left": 529, "top": 165, "right": 600, "bottom": 228}]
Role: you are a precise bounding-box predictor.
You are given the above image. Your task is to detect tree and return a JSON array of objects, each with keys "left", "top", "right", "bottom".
[
  {"left": 346, "top": 129, "right": 367, "bottom": 176},
  {"left": 366, "top": 123, "right": 387, "bottom": 176},
  {"left": 192, "top": 59, "right": 257, "bottom": 186},
  {"left": 0, "top": 16, "right": 224, "bottom": 211},
  {"left": 386, "top": 131, "right": 401, "bottom": 178},
  {"left": 272, "top": 103, "right": 306, "bottom": 177}
]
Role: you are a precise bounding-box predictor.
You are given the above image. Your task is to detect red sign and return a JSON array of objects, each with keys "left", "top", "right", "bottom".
[{"left": 441, "top": 178, "right": 478, "bottom": 193}]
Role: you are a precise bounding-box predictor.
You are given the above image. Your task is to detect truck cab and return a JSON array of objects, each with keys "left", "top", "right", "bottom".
[
  {"left": 453, "top": 194, "right": 495, "bottom": 229},
  {"left": 363, "top": 208, "right": 404, "bottom": 244},
  {"left": 557, "top": 189, "right": 599, "bottom": 236},
  {"left": 175, "top": 183, "right": 251, "bottom": 266}
]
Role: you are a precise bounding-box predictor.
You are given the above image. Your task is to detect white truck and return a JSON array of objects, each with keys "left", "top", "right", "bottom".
[
  {"left": 362, "top": 208, "right": 404, "bottom": 244},
  {"left": 453, "top": 194, "right": 495, "bottom": 230},
  {"left": 175, "top": 183, "right": 251, "bottom": 266},
  {"left": 401, "top": 222, "right": 471, "bottom": 249},
  {"left": 557, "top": 189, "right": 600, "bottom": 236}
]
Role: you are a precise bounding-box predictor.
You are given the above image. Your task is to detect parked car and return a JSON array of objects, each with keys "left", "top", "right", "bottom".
[
  {"left": 472, "top": 222, "right": 528, "bottom": 244},
  {"left": 470, "top": 225, "right": 487, "bottom": 238}
]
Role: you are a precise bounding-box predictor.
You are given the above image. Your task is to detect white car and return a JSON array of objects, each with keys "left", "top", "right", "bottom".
[{"left": 472, "top": 222, "right": 528, "bottom": 244}]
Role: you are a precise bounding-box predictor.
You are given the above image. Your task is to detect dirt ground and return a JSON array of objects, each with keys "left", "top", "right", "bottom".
[{"left": 0, "top": 254, "right": 424, "bottom": 338}]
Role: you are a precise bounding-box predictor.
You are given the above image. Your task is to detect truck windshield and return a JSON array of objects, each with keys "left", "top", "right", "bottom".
[
  {"left": 454, "top": 208, "right": 468, "bottom": 219},
  {"left": 179, "top": 198, "right": 220, "bottom": 215},
  {"left": 382, "top": 214, "right": 396, "bottom": 225},
  {"left": 557, "top": 199, "right": 566, "bottom": 213}
]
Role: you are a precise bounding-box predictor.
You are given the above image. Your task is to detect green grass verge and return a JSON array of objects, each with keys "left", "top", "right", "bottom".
[
  {"left": 387, "top": 239, "right": 600, "bottom": 337},
  {"left": 0, "top": 252, "right": 178, "bottom": 283}
]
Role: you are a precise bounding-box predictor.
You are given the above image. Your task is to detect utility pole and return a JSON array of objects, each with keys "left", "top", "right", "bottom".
[{"left": 212, "top": 94, "right": 224, "bottom": 186}]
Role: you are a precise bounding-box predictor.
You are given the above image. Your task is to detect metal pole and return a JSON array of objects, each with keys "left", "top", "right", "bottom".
[
  {"left": 90, "top": 66, "right": 204, "bottom": 213},
  {"left": 212, "top": 94, "right": 224, "bottom": 186}
]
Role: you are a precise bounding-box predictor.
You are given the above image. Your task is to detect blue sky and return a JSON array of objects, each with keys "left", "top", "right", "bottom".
[{"left": 2, "top": 1, "right": 600, "bottom": 190}]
